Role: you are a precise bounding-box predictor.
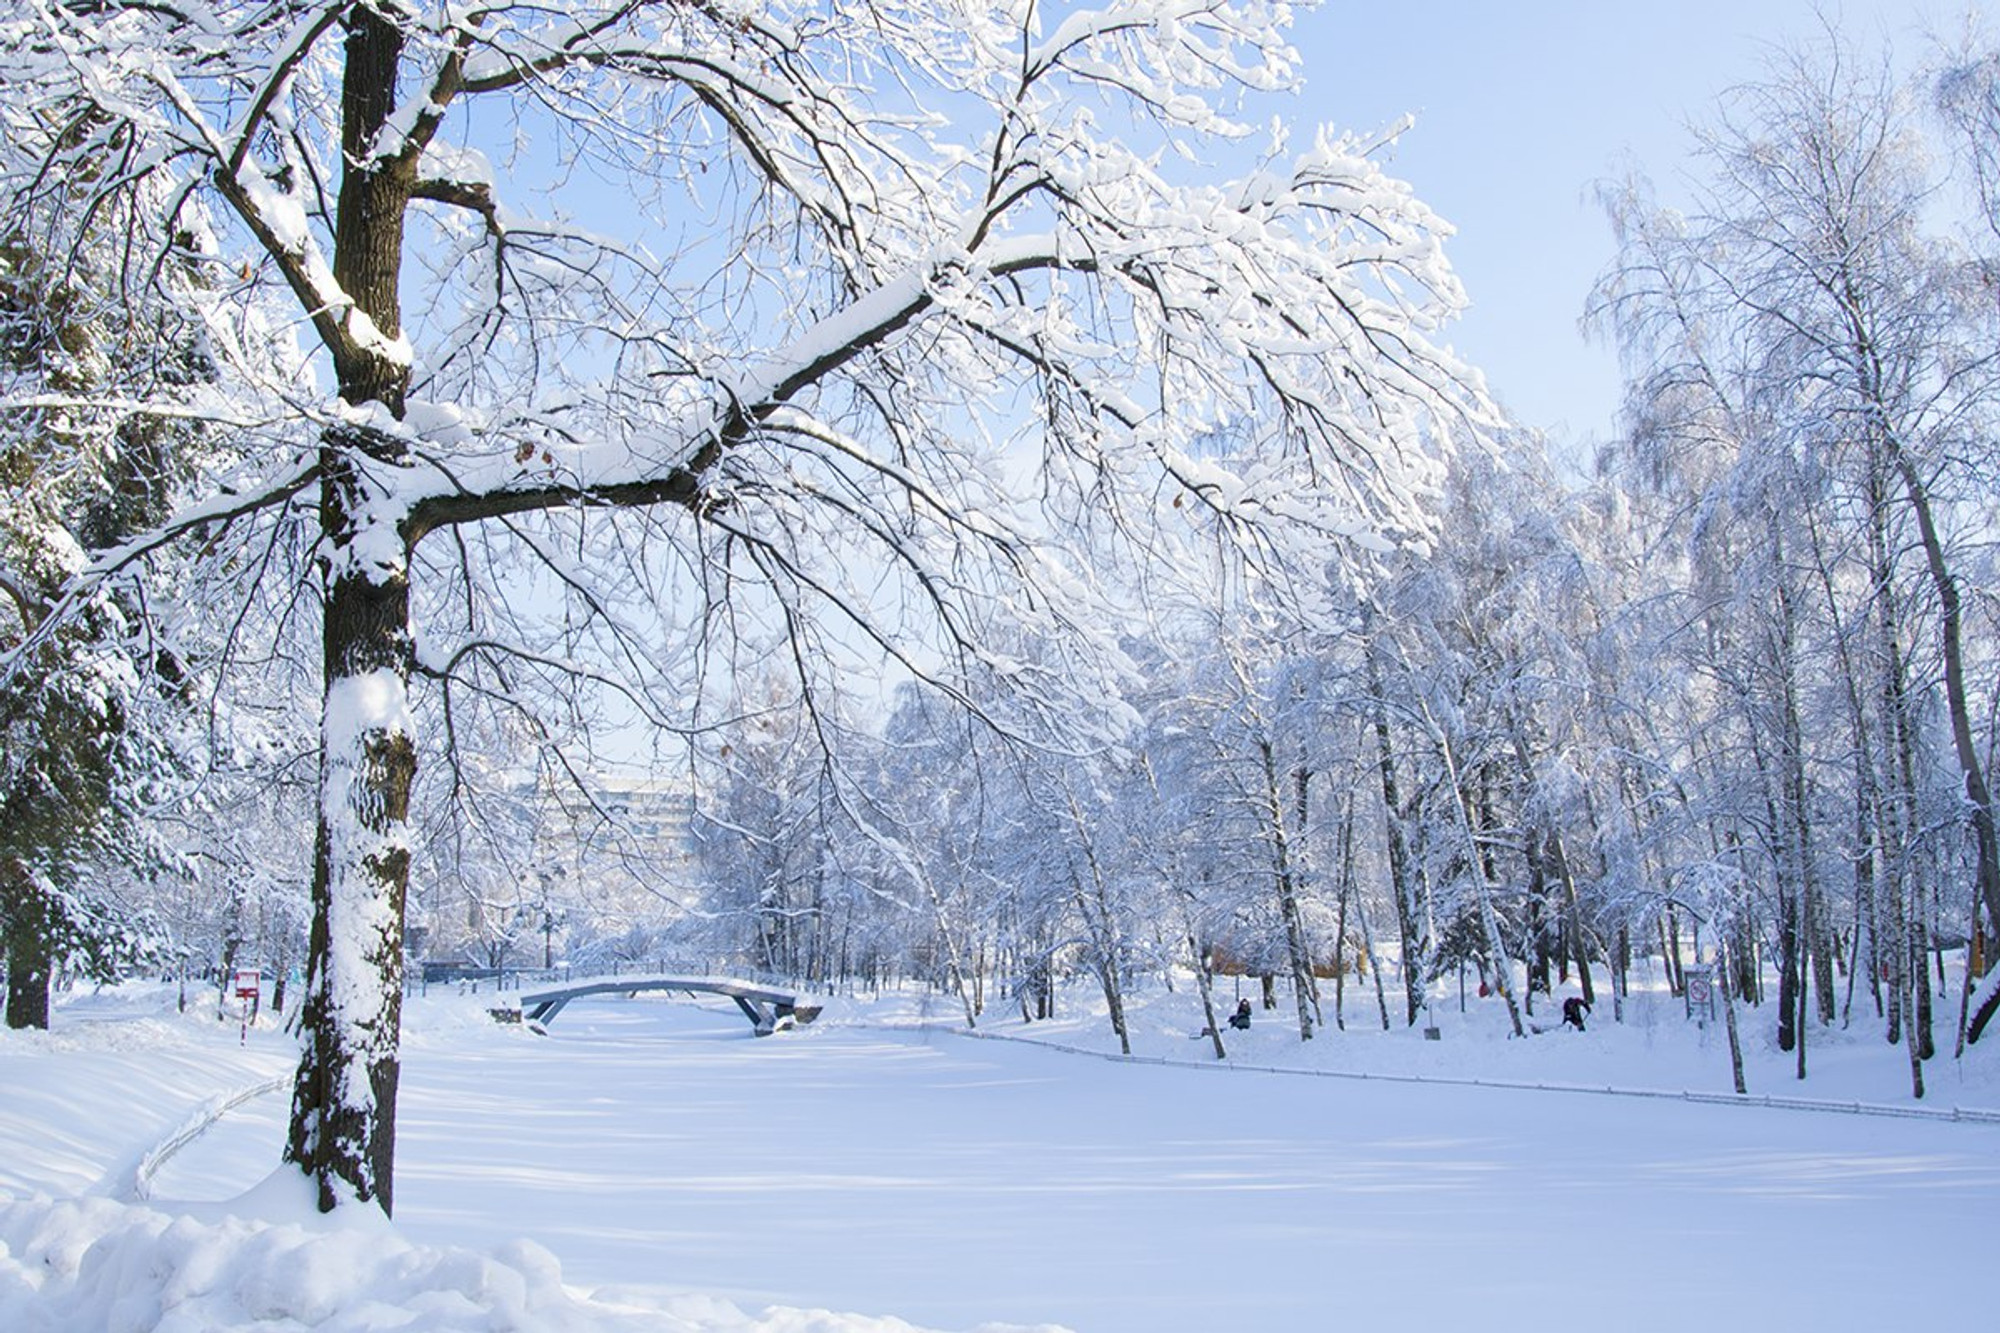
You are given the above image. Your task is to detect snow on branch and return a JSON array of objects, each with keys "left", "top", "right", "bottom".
[
  {"left": 0, "top": 452, "right": 320, "bottom": 693},
  {"left": 9, "top": 0, "right": 1492, "bottom": 722}
]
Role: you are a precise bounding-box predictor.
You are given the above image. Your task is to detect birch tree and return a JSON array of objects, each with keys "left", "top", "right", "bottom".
[{"left": 1595, "top": 32, "right": 2000, "bottom": 1052}]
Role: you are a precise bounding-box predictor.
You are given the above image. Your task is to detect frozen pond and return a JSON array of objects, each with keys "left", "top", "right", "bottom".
[{"left": 152, "top": 991, "right": 2000, "bottom": 1331}]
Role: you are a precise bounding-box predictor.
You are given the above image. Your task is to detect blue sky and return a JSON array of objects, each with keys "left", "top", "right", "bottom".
[{"left": 1281, "top": 1, "right": 1955, "bottom": 454}]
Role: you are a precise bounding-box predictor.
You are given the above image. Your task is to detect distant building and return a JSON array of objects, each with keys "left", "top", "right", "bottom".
[
  {"left": 412, "top": 769, "right": 697, "bottom": 968},
  {"left": 595, "top": 774, "right": 696, "bottom": 854}
]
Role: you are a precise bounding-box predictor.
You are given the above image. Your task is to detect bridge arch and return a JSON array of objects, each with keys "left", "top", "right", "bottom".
[{"left": 515, "top": 976, "right": 821, "bottom": 1035}]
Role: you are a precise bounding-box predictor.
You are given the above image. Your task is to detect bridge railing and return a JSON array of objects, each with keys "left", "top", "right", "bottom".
[{"left": 409, "top": 958, "right": 823, "bottom": 997}]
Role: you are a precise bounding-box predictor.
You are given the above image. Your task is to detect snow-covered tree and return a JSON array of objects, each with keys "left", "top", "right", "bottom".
[
  {"left": 1, "top": 2, "right": 1485, "bottom": 1212},
  {"left": 0, "top": 79, "right": 230, "bottom": 1028},
  {"left": 1594, "top": 30, "right": 2000, "bottom": 1066}
]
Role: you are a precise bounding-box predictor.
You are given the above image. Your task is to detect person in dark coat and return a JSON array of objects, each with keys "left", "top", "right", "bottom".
[
  {"left": 1227, "top": 997, "right": 1253, "bottom": 1030},
  {"left": 1561, "top": 996, "right": 1590, "bottom": 1031}
]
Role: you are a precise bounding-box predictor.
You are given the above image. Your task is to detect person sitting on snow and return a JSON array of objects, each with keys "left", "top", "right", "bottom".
[{"left": 1227, "top": 998, "right": 1253, "bottom": 1031}]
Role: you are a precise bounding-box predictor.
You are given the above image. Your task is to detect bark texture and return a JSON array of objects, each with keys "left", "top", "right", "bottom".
[{"left": 279, "top": 8, "right": 422, "bottom": 1213}]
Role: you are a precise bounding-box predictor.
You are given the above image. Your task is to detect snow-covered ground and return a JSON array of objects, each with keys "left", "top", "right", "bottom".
[{"left": 3, "top": 971, "right": 1996, "bottom": 1331}]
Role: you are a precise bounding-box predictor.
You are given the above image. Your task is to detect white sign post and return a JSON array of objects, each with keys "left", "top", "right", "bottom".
[{"left": 1684, "top": 965, "right": 1715, "bottom": 1028}]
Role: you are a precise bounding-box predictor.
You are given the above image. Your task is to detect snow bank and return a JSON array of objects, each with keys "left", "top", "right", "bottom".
[
  {"left": 1, "top": 1187, "right": 619, "bottom": 1333},
  {"left": 0, "top": 1177, "right": 1012, "bottom": 1333}
]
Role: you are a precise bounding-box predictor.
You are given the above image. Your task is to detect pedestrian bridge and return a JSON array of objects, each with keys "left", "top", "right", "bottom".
[{"left": 513, "top": 975, "right": 822, "bottom": 1036}]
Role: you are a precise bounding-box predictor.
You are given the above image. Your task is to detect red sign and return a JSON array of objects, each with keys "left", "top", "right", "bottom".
[{"left": 233, "top": 969, "right": 261, "bottom": 999}]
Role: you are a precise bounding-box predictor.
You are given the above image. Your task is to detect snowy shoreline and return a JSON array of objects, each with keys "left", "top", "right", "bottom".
[{"left": 934, "top": 1019, "right": 2000, "bottom": 1125}]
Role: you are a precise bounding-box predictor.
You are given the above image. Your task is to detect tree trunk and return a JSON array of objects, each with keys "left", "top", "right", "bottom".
[
  {"left": 1189, "top": 932, "right": 1226, "bottom": 1060},
  {"left": 1809, "top": 881, "right": 1838, "bottom": 1026},
  {"left": 1794, "top": 886, "right": 1809, "bottom": 1081},
  {"left": 2, "top": 856, "right": 51, "bottom": 1030},
  {"left": 1719, "top": 937, "right": 1748, "bottom": 1096},
  {"left": 1338, "top": 784, "right": 1392, "bottom": 1032},
  {"left": 1074, "top": 874, "right": 1129, "bottom": 1054},
  {"left": 1614, "top": 925, "right": 1630, "bottom": 1024},
  {"left": 1074, "top": 881, "right": 1126, "bottom": 1050},
  {"left": 276, "top": 4, "right": 427, "bottom": 1217},
  {"left": 1776, "top": 883, "right": 1800, "bottom": 1055},
  {"left": 217, "top": 889, "right": 245, "bottom": 1022},
  {"left": 1911, "top": 914, "right": 1934, "bottom": 1062},
  {"left": 1846, "top": 781, "right": 1874, "bottom": 1028},
  {"left": 1523, "top": 830, "right": 1553, "bottom": 998},
  {"left": 1548, "top": 832, "right": 1596, "bottom": 1008},
  {"left": 1887, "top": 447, "right": 2000, "bottom": 1041},
  {"left": 1885, "top": 860, "right": 1906, "bottom": 1048},
  {"left": 1257, "top": 739, "right": 1315, "bottom": 1041},
  {"left": 283, "top": 429, "right": 418, "bottom": 1216},
  {"left": 3, "top": 860, "right": 51, "bottom": 1031},
  {"left": 1663, "top": 909, "right": 1686, "bottom": 998},
  {"left": 1906, "top": 962, "right": 1927, "bottom": 1100},
  {"left": 1332, "top": 827, "right": 1351, "bottom": 1032},
  {"left": 1065, "top": 793, "right": 1128, "bottom": 1054},
  {"left": 1359, "top": 887, "right": 1392, "bottom": 1032},
  {"left": 4, "top": 942, "right": 49, "bottom": 1030},
  {"left": 1363, "top": 612, "right": 1426, "bottom": 1026},
  {"left": 1435, "top": 721, "right": 1523, "bottom": 1038},
  {"left": 1803, "top": 501, "right": 1879, "bottom": 1034},
  {"left": 1751, "top": 722, "right": 1798, "bottom": 1051}
]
